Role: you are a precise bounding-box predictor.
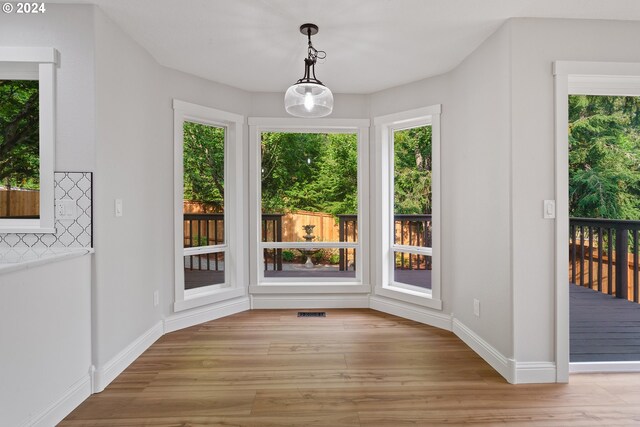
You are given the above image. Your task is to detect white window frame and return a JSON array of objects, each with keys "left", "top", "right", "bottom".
[
  {"left": 374, "top": 105, "right": 442, "bottom": 310},
  {"left": 0, "top": 47, "right": 57, "bottom": 233},
  {"left": 173, "top": 100, "right": 245, "bottom": 311},
  {"left": 248, "top": 117, "right": 371, "bottom": 295}
]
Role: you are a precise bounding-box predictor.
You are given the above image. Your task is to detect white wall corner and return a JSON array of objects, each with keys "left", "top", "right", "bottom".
[
  {"left": 251, "top": 294, "right": 370, "bottom": 309},
  {"left": 369, "top": 295, "right": 453, "bottom": 331},
  {"left": 514, "top": 362, "right": 557, "bottom": 384},
  {"left": 92, "top": 322, "right": 164, "bottom": 393},
  {"left": 164, "top": 296, "right": 250, "bottom": 333},
  {"left": 27, "top": 374, "right": 92, "bottom": 427},
  {"left": 452, "top": 318, "right": 516, "bottom": 383}
]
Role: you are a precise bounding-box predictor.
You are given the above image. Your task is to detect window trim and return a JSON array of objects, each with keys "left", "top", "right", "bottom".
[
  {"left": 374, "top": 105, "right": 442, "bottom": 310},
  {"left": 173, "top": 100, "right": 245, "bottom": 312},
  {"left": 0, "top": 47, "right": 58, "bottom": 233},
  {"left": 247, "top": 117, "right": 371, "bottom": 294}
]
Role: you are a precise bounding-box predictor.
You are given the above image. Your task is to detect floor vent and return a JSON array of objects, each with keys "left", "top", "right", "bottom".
[{"left": 297, "top": 312, "right": 326, "bottom": 318}]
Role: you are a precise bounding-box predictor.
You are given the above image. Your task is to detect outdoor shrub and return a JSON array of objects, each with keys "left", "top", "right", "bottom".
[
  {"left": 312, "top": 250, "right": 325, "bottom": 263},
  {"left": 329, "top": 253, "right": 340, "bottom": 264},
  {"left": 192, "top": 235, "right": 208, "bottom": 246},
  {"left": 282, "top": 250, "right": 295, "bottom": 262}
]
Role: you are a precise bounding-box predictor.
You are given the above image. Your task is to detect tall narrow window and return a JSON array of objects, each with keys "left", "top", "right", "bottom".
[
  {"left": 375, "top": 105, "right": 441, "bottom": 309},
  {"left": 174, "top": 100, "right": 244, "bottom": 312},
  {"left": 391, "top": 125, "right": 433, "bottom": 291},
  {"left": 182, "top": 121, "right": 226, "bottom": 290},
  {"left": 260, "top": 132, "right": 360, "bottom": 282}
]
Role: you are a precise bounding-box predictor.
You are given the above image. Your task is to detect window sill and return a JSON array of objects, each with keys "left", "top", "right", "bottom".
[
  {"left": 250, "top": 283, "right": 371, "bottom": 294},
  {"left": 376, "top": 285, "right": 442, "bottom": 310},
  {"left": 174, "top": 286, "right": 246, "bottom": 312}
]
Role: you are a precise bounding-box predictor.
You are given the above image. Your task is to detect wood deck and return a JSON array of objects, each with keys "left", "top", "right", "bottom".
[
  {"left": 61, "top": 309, "right": 640, "bottom": 426},
  {"left": 570, "top": 284, "right": 640, "bottom": 362}
]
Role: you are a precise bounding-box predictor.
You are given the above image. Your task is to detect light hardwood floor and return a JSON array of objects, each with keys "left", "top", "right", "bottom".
[{"left": 61, "top": 309, "right": 640, "bottom": 426}]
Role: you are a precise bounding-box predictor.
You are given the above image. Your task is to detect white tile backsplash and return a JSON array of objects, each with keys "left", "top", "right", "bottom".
[{"left": 0, "top": 172, "right": 92, "bottom": 248}]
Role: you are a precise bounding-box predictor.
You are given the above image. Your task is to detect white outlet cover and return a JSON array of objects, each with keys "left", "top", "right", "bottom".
[{"left": 55, "top": 199, "right": 77, "bottom": 220}]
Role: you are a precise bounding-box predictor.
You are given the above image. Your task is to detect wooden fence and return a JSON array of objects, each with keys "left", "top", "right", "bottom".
[
  {"left": 281, "top": 210, "right": 340, "bottom": 242},
  {"left": 0, "top": 189, "right": 39, "bottom": 217}
]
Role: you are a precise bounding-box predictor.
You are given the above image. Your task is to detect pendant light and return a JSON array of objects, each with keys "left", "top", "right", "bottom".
[{"left": 284, "top": 23, "right": 334, "bottom": 118}]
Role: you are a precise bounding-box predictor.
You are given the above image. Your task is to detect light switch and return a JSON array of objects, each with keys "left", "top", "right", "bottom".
[
  {"left": 115, "top": 199, "right": 123, "bottom": 217},
  {"left": 543, "top": 200, "right": 555, "bottom": 219},
  {"left": 55, "top": 199, "right": 77, "bottom": 220}
]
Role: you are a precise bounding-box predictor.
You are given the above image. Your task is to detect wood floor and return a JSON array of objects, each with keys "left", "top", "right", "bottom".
[{"left": 61, "top": 309, "right": 640, "bottom": 426}]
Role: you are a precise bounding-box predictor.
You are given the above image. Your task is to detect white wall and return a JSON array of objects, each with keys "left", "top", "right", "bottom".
[
  {"left": 93, "top": 7, "right": 164, "bottom": 368},
  {"left": 92, "top": 8, "right": 253, "bottom": 369},
  {"left": 509, "top": 18, "right": 640, "bottom": 364},
  {"left": 0, "top": 5, "right": 96, "bottom": 171},
  {"left": 369, "top": 25, "right": 513, "bottom": 359},
  {"left": 0, "top": 255, "right": 92, "bottom": 426},
  {"left": 447, "top": 23, "right": 513, "bottom": 358}
]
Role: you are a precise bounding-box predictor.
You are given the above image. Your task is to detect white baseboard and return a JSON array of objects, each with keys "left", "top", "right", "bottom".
[
  {"left": 515, "top": 362, "right": 557, "bottom": 383},
  {"left": 164, "top": 297, "right": 250, "bottom": 333},
  {"left": 369, "top": 295, "right": 452, "bottom": 331},
  {"left": 452, "top": 318, "right": 515, "bottom": 383},
  {"left": 26, "top": 373, "right": 91, "bottom": 427},
  {"left": 251, "top": 294, "right": 369, "bottom": 309},
  {"left": 570, "top": 361, "right": 640, "bottom": 373},
  {"left": 92, "top": 321, "right": 164, "bottom": 393}
]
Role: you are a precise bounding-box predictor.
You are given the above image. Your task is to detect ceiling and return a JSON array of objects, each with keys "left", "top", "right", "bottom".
[{"left": 52, "top": 0, "right": 640, "bottom": 94}]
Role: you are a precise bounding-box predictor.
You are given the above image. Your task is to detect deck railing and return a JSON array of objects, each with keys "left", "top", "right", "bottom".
[
  {"left": 184, "top": 213, "right": 432, "bottom": 273},
  {"left": 394, "top": 214, "right": 432, "bottom": 271},
  {"left": 183, "top": 213, "right": 225, "bottom": 273},
  {"left": 262, "top": 214, "right": 284, "bottom": 271},
  {"left": 570, "top": 217, "right": 640, "bottom": 303}
]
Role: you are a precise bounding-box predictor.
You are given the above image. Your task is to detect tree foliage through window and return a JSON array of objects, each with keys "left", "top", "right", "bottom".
[
  {"left": 183, "top": 121, "right": 225, "bottom": 210},
  {"left": 0, "top": 80, "right": 39, "bottom": 191},
  {"left": 569, "top": 95, "right": 640, "bottom": 220}
]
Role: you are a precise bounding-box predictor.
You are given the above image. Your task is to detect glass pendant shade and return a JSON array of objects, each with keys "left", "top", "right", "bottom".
[{"left": 284, "top": 82, "right": 333, "bottom": 118}]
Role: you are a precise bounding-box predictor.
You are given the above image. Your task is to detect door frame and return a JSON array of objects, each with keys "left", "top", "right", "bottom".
[{"left": 553, "top": 61, "right": 640, "bottom": 380}]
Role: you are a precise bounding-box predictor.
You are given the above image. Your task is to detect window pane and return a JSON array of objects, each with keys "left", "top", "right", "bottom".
[
  {"left": 393, "top": 126, "right": 431, "bottom": 245},
  {"left": 183, "top": 121, "right": 225, "bottom": 244},
  {"left": 184, "top": 253, "right": 225, "bottom": 289},
  {"left": 263, "top": 247, "right": 356, "bottom": 279},
  {"left": 0, "top": 80, "right": 40, "bottom": 219},
  {"left": 393, "top": 251, "right": 432, "bottom": 290},
  {"left": 261, "top": 132, "right": 358, "bottom": 244}
]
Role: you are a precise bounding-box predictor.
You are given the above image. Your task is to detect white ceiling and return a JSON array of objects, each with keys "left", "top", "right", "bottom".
[{"left": 52, "top": 0, "right": 640, "bottom": 94}]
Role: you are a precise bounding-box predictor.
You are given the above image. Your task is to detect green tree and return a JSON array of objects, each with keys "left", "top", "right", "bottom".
[
  {"left": 0, "top": 80, "right": 39, "bottom": 191},
  {"left": 569, "top": 95, "right": 640, "bottom": 219},
  {"left": 183, "top": 121, "right": 225, "bottom": 209},
  {"left": 394, "top": 126, "right": 432, "bottom": 214},
  {"left": 260, "top": 132, "right": 327, "bottom": 213},
  {"left": 309, "top": 133, "right": 358, "bottom": 216}
]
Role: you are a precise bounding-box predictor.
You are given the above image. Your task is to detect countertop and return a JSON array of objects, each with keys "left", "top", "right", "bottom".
[{"left": 0, "top": 247, "right": 94, "bottom": 274}]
